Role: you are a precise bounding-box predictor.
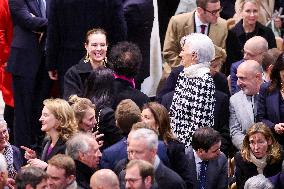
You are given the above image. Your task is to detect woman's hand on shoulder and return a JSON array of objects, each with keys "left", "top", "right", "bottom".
[
  {"left": 27, "top": 159, "right": 48, "bottom": 170},
  {"left": 21, "top": 146, "right": 37, "bottom": 159}
]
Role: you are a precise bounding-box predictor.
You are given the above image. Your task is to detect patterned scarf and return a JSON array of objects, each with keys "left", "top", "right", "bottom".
[
  {"left": 250, "top": 152, "right": 267, "bottom": 174},
  {"left": 3, "top": 144, "right": 17, "bottom": 178}
]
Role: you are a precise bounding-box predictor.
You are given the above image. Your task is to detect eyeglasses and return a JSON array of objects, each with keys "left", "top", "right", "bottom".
[
  {"left": 125, "top": 177, "right": 143, "bottom": 185},
  {"left": 203, "top": 7, "right": 223, "bottom": 16}
]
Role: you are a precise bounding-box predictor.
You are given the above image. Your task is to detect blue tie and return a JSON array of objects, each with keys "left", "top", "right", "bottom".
[{"left": 198, "top": 161, "right": 208, "bottom": 189}]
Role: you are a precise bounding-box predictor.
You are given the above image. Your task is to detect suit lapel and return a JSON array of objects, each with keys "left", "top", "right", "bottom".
[
  {"left": 25, "top": 0, "right": 42, "bottom": 17},
  {"left": 184, "top": 11, "right": 195, "bottom": 34},
  {"left": 240, "top": 92, "right": 254, "bottom": 123},
  {"left": 186, "top": 148, "right": 198, "bottom": 188},
  {"left": 267, "top": 90, "right": 280, "bottom": 121}
]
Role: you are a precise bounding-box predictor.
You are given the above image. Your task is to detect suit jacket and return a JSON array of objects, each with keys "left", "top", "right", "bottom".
[
  {"left": 7, "top": 0, "right": 48, "bottom": 78},
  {"left": 230, "top": 59, "right": 243, "bottom": 95},
  {"left": 100, "top": 137, "right": 170, "bottom": 170},
  {"left": 12, "top": 145, "right": 24, "bottom": 171},
  {"left": 46, "top": 0, "right": 127, "bottom": 78},
  {"left": 161, "top": 90, "right": 231, "bottom": 156},
  {"left": 185, "top": 147, "right": 228, "bottom": 189},
  {"left": 40, "top": 137, "right": 66, "bottom": 162},
  {"left": 155, "top": 160, "right": 187, "bottom": 189},
  {"left": 235, "top": 152, "right": 283, "bottom": 189},
  {"left": 257, "top": 82, "right": 284, "bottom": 145},
  {"left": 123, "top": 0, "right": 154, "bottom": 82},
  {"left": 229, "top": 90, "right": 255, "bottom": 150},
  {"left": 163, "top": 11, "right": 228, "bottom": 67}
]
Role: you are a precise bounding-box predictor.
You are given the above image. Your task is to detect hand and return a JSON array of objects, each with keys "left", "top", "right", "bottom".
[
  {"left": 27, "top": 158, "right": 48, "bottom": 170},
  {"left": 6, "top": 178, "right": 15, "bottom": 189},
  {"left": 274, "top": 123, "right": 284, "bottom": 134},
  {"left": 48, "top": 70, "right": 58, "bottom": 80},
  {"left": 21, "top": 146, "right": 37, "bottom": 160},
  {"left": 92, "top": 131, "right": 104, "bottom": 147}
]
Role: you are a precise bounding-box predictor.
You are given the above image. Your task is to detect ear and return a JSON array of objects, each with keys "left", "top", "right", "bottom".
[
  {"left": 267, "top": 138, "right": 273, "bottom": 146},
  {"left": 66, "top": 175, "right": 75, "bottom": 185},
  {"left": 84, "top": 43, "right": 88, "bottom": 50},
  {"left": 144, "top": 176, "right": 152, "bottom": 188},
  {"left": 78, "top": 151, "right": 85, "bottom": 161},
  {"left": 196, "top": 7, "right": 204, "bottom": 14}
]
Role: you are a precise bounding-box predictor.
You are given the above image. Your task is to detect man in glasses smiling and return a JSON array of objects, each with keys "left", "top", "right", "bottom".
[{"left": 163, "top": 0, "right": 228, "bottom": 68}]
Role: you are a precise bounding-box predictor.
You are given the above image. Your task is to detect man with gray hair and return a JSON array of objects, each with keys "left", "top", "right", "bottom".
[
  {"left": 230, "top": 36, "right": 268, "bottom": 94},
  {"left": 90, "top": 169, "right": 119, "bottom": 189},
  {"left": 229, "top": 60, "right": 263, "bottom": 150},
  {"left": 0, "top": 154, "right": 8, "bottom": 189},
  {"left": 117, "top": 128, "right": 186, "bottom": 189},
  {"left": 66, "top": 132, "right": 102, "bottom": 189},
  {"left": 244, "top": 174, "right": 274, "bottom": 189}
]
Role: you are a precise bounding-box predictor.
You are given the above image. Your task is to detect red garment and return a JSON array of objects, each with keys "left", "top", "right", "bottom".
[{"left": 0, "top": 0, "right": 14, "bottom": 107}]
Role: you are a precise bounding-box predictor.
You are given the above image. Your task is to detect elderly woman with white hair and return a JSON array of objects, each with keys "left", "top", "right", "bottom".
[
  {"left": 0, "top": 119, "right": 23, "bottom": 178},
  {"left": 170, "top": 33, "right": 215, "bottom": 148}
]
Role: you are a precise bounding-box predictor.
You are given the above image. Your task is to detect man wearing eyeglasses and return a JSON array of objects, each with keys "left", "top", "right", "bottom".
[{"left": 163, "top": 0, "right": 227, "bottom": 68}]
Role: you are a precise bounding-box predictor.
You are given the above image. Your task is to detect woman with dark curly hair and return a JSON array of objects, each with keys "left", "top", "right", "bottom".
[
  {"left": 108, "top": 41, "right": 149, "bottom": 109},
  {"left": 257, "top": 53, "right": 284, "bottom": 146},
  {"left": 63, "top": 28, "right": 108, "bottom": 100},
  {"left": 21, "top": 98, "right": 77, "bottom": 169},
  {"left": 235, "top": 122, "right": 283, "bottom": 189}
]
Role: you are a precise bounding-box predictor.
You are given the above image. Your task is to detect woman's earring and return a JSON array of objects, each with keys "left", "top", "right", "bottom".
[{"left": 84, "top": 52, "right": 89, "bottom": 63}]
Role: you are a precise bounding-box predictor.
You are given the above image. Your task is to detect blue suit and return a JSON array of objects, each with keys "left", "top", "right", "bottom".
[
  {"left": 185, "top": 147, "right": 228, "bottom": 189},
  {"left": 100, "top": 137, "right": 170, "bottom": 170},
  {"left": 230, "top": 59, "right": 243, "bottom": 95},
  {"left": 257, "top": 82, "right": 284, "bottom": 145},
  {"left": 8, "top": 0, "right": 51, "bottom": 149}
]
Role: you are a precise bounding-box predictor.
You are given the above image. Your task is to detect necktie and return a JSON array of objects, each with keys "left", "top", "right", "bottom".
[
  {"left": 200, "top": 25, "right": 206, "bottom": 34},
  {"left": 198, "top": 161, "right": 208, "bottom": 189},
  {"left": 38, "top": 0, "right": 46, "bottom": 18}
]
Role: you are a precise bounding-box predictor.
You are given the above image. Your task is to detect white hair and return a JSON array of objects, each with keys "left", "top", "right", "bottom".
[
  {"left": 181, "top": 33, "right": 215, "bottom": 64},
  {"left": 244, "top": 174, "right": 274, "bottom": 189},
  {"left": 0, "top": 154, "right": 7, "bottom": 173},
  {"left": 130, "top": 128, "right": 158, "bottom": 150}
]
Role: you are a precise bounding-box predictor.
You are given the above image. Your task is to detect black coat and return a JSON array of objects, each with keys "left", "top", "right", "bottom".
[
  {"left": 40, "top": 137, "right": 66, "bottom": 162},
  {"left": 112, "top": 78, "right": 150, "bottom": 109},
  {"left": 123, "top": 0, "right": 154, "bottom": 83},
  {"left": 63, "top": 59, "right": 93, "bottom": 100},
  {"left": 46, "top": 0, "right": 127, "bottom": 79},
  {"left": 235, "top": 152, "right": 283, "bottom": 189},
  {"left": 75, "top": 160, "right": 95, "bottom": 189},
  {"left": 230, "top": 20, "right": 276, "bottom": 50}
]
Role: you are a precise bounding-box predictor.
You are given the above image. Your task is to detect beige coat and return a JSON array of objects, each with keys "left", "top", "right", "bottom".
[{"left": 163, "top": 11, "right": 228, "bottom": 67}]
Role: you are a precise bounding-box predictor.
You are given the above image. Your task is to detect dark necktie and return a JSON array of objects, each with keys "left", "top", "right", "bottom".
[
  {"left": 38, "top": 0, "right": 46, "bottom": 18},
  {"left": 198, "top": 161, "right": 208, "bottom": 189},
  {"left": 200, "top": 25, "right": 206, "bottom": 34}
]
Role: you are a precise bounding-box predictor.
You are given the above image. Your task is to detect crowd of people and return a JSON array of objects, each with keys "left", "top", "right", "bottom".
[{"left": 1, "top": 0, "right": 284, "bottom": 188}]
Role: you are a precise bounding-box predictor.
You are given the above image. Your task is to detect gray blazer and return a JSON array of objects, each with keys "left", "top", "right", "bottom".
[
  {"left": 185, "top": 147, "right": 228, "bottom": 189},
  {"left": 229, "top": 90, "right": 255, "bottom": 150}
]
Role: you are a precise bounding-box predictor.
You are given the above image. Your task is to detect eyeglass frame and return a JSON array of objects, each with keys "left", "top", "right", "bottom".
[{"left": 203, "top": 7, "right": 223, "bottom": 16}]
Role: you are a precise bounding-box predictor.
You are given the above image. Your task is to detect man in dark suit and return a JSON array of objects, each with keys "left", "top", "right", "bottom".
[
  {"left": 118, "top": 128, "right": 186, "bottom": 189},
  {"left": 186, "top": 127, "right": 228, "bottom": 189},
  {"left": 123, "top": 0, "right": 154, "bottom": 88},
  {"left": 8, "top": 0, "right": 51, "bottom": 150},
  {"left": 46, "top": 0, "right": 127, "bottom": 94}
]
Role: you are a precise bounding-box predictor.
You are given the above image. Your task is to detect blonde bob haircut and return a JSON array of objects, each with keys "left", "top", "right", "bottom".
[
  {"left": 239, "top": 0, "right": 259, "bottom": 12},
  {"left": 69, "top": 95, "right": 95, "bottom": 125},
  {"left": 43, "top": 98, "right": 77, "bottom": 142},
  {"left": 241, "top": 122, "right": 282, "bottom": 164}
]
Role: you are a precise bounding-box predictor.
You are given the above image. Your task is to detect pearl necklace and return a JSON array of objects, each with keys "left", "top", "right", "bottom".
[{"left": 281, "top": 82, "right": 284, "bottom": 93}]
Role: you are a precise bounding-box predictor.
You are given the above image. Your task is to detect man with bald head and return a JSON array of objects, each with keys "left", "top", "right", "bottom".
[
  {"left": 230, "top": 36, "right": 268, "bottom": 94},
  {"left": 229, "top": 60, "right": 263, "bottom": 150},
  {"left": 90, "top": 169, "right": 119, "bottom": 189}
]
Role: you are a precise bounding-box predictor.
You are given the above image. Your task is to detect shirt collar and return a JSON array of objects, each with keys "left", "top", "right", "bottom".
[
  {"left": 153, "top": 155, "right": 160, "bottom": 171},
  {"left": 193, "top": 149, "right": 203, "bottom": 164},
  {"left": 195, "top": 11, "right": 208, "bottom": 27}
]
